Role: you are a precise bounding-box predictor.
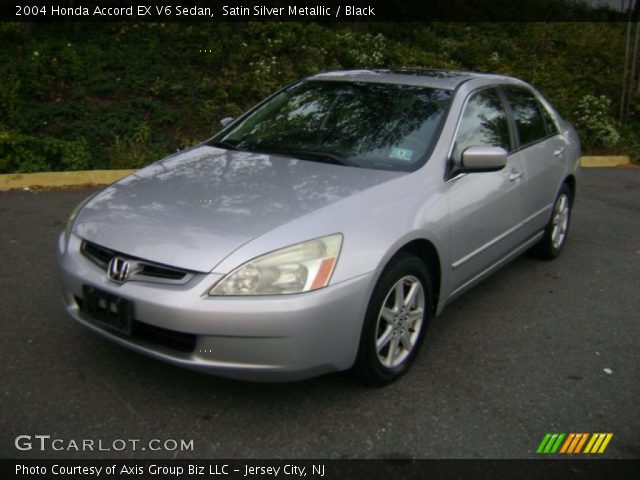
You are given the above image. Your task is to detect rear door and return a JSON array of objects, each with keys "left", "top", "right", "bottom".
[
  {"left": 501, "top": 86, "right": 567, "bottom": 234},
  {"left": 446, "top": 87, "right": 528, "bottom": 291}
]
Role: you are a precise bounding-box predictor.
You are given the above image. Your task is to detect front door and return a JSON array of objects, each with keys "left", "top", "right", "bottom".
[{"left": 446, "top": 87, "right": 528, "bottom": 291}]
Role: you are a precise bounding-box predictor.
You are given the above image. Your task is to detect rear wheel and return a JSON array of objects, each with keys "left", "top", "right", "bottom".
[
  {"left": 532, "top": 184, "right": 572, "bottom": 259},
  {"left": 354, "top": 253, "right": 432, "bottom": 386}
]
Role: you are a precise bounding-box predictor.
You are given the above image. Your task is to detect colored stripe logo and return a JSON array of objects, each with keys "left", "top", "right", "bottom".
[{"left": 536, "top": 433, "right": 613, "bottom": 454}]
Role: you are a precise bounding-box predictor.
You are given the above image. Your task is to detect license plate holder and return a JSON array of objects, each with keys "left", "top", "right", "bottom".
[{"left": 81, "top": 285, "right": 133, "bottom": 336}]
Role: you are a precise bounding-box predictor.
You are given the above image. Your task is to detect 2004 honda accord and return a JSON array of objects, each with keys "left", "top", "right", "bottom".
[{"left": 57, "top": 69, "right": 580, "bottom": 385}]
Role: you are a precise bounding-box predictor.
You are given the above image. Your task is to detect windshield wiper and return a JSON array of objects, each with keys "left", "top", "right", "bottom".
[
  {"left": 208, "top": 140, "right": 240, "bottom": 151},
  {"left": 258, "top": 149, "right": 357, "bottom": 167}
]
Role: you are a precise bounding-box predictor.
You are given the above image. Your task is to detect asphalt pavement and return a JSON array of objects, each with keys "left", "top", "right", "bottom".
[{"left": 0, "top": 168, "right": 638, "bottom": 459}]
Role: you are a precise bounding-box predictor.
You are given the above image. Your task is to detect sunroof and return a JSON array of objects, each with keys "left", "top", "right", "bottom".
[{"left": 373, "top": 68, "right": 473, "bottom": 79}]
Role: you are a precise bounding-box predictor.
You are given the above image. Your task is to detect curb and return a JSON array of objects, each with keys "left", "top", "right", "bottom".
[
  {"left": 0, "top": 169, "right": 136, "bottom": 190},
  {"left": 580, "top": 156, "right": 631, "bottom": 168},
  {"left": 0, "top": 156, "right": 633, "bottom": 190}
]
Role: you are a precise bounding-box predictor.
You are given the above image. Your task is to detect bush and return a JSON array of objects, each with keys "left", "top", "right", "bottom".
[
  {"left": 0, "top": 130, "right": 91, "bottom": 173},
  {"left": 335, "top": 31, "right": 387, "bottom": 66},
  {"left": 573, "top": 95, "right": 620, "bottom": 149},
  {"left": 618, "top": 123, "right": 640, "bottom": 164},
  {"left": 0, "top": 21, "right": 636, "bottom": 172}
]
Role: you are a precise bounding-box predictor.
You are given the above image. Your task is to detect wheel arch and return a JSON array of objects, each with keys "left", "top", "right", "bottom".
[
  {"left": 387, "top": 238, "right": 442, "bottom": 315},
  {"left": 564, "top": 174, "right": 576, "bottom": 205}
]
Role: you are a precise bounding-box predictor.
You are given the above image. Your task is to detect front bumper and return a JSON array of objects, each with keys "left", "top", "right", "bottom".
[{"left": 57, "top": 234, "right": 374, "bottom": 381}]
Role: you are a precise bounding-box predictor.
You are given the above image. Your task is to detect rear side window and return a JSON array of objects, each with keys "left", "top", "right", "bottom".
[
  {"left": 539, "top": 103, "right": 559, "bottom": 136},
  {"left": 453, "top": 88, "right": 511, "bottom": 163},
  {"left": 503, "top": 87, "right": 548, "bottom": 147}
]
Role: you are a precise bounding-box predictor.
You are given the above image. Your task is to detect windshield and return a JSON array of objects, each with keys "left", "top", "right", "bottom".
[{"left": 213, "top": 81, "right": 452, "bottom": 171}]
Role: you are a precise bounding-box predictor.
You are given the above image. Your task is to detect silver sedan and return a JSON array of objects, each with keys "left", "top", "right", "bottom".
[{"left": 57, "top": 69, "right": 580, "bottom": 384}]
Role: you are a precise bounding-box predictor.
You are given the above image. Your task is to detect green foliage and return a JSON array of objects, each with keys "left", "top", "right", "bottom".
[
  {"left": 335, "top": 31, "right": 387, "bottom": 66},
  {"left": 0, "top": 21, "right": 637, "bottom": 172},
  {"left": 0, "top": 130, "right": 91, "bottom": 173},
  {"left": 574, "top": 95, "right": 620, "bottom": 149},
  {"left": 109, "top": 122, "right": 163, "bottom": 169},
  {"left": 0, "top": 74, "right": 21, "bottom": 122},
  {"left": 618, "top": 124, "right": 640, "bottom": 164}
]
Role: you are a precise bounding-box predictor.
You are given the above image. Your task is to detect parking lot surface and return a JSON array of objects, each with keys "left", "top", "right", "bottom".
[{"left": 1, "top": 168, "right": 638, "bottom": 459}]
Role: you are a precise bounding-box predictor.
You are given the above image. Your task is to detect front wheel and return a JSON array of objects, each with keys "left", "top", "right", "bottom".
[
  {"left": 532, "top": 184, "right": 572, "bottom": 259},
  {"left": 353, "top": 253, "right": 433, "bottom": 386}
]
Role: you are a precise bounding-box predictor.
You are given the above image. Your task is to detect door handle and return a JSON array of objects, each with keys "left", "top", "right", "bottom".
[
  {"left": 554, "top": 147, "right": 565, "bottom": 157},
  {"left": 509, "top": 169, "right": 523, "bottom": 181}
]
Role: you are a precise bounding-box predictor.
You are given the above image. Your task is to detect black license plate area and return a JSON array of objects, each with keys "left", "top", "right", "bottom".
[{"left": 81, "top": 285, "right": 133, "bottom": 335}]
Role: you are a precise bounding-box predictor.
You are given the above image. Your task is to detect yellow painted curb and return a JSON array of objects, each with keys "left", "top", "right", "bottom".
[
  {"left": 581, "top": 156, "right": 631, "bottom": 168},
  {"left": 0, "top": 169, "right": 136, "bottom": 190},
  {"left": 0, "top": 156, "right": 633, "bottom": 189}
]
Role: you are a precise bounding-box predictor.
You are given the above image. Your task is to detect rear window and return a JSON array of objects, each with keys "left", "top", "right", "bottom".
[
  {"left": 503, "top": 87, "right": 549, "bottom": 147},
  {"left": 539, "top": 103, "right": 559, "bottom": 136}
]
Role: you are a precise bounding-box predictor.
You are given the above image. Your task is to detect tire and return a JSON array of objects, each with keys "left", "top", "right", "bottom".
[
  {"left": 532, "top": 183, "right": 572, "bottom": 259},
  {"left": 353, "top": 253, "right": 433, "bottom": 386}
]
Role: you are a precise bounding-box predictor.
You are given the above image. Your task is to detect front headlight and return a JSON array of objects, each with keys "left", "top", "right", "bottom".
[{"left": 209, "top": 234, "right": 343, "bottom": 296}]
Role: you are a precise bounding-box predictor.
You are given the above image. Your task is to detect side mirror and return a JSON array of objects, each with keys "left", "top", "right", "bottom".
[
  {"left": 461, "top": 146, "right": 508, "bottom": 172},
  {"left": 220, "top": 117, "right": 234, "bottom": 128}
]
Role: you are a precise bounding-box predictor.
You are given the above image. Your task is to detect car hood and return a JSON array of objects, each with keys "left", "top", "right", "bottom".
[{"left": 74, "top": 146, "right": 403, "bottom": 272}]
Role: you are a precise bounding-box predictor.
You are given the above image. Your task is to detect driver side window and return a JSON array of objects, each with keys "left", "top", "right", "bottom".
[{"left": 452, "top": 89, "right": 511, "bottom": 165}]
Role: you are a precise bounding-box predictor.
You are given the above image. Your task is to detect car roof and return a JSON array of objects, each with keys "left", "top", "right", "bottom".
[{"left": 308, "top": 68, "right": 523, "bottom": 91}]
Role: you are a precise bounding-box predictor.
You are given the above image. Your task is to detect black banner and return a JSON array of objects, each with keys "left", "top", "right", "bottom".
[
  {"left": 3, "top": 459, "right": 640, "bottom": 480},
  {"left": 2, "top": 0, "right": 631, "bottom": 22}
]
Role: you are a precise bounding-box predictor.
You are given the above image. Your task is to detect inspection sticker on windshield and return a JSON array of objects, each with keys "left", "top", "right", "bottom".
[{"left": 390, "top": 147, "right": 414, "bottom": 161}]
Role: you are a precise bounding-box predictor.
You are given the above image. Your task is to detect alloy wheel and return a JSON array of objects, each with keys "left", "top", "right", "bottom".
[
  {"left": 551, "top": 193, "right": 570, "bottom": 249},
  {"left": 375, "top": 275, "right": 425, "bottom": 368}
]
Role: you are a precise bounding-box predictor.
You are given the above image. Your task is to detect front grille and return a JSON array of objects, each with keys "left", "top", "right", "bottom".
[
  {"left": 75, "top": 296, "right": 197, "bottom": 353},
  {"left": 81, "top": 240, "right": 192, "bottom": 284},
  {"left": 139, "top": 264, "right": 186, "bottom": 281},
  {"left": 82, "top": 241, "right": 113, "bottom": 268},
  {"left": 133, "top": 322, "right": 197, "bottom": 353}
]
